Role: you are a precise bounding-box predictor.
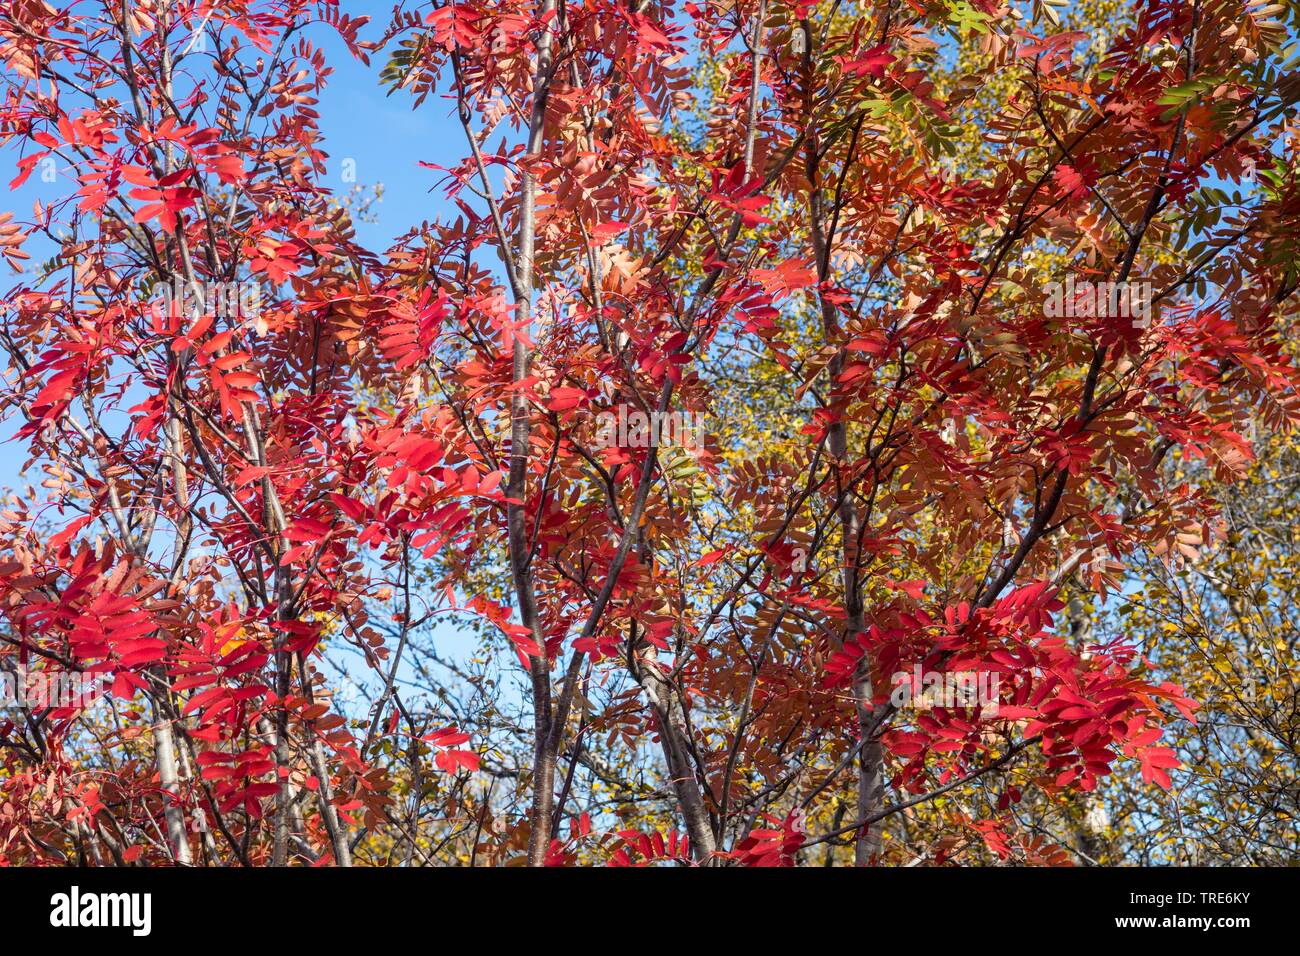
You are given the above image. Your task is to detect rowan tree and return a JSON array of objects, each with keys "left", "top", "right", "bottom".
[{"left": 0, "top": 0, "right": 1298, "bottom": 867}]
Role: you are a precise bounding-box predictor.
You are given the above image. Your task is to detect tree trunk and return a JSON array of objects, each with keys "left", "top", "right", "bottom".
[
  {"left": 151, "top": 706, "right": 192, "bottom": 865},
  {"left": 511, "top": 0, "right": 559, "bottom": 867},
  {"left": 636, "top": 659, "right": 718, "bottom": 863}
]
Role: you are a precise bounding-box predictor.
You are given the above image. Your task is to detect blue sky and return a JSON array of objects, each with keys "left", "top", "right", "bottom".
[{"left": 313, "top": 29, "right": 463, "bottom": 251}]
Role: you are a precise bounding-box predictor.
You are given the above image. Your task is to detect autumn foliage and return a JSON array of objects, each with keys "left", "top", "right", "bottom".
[{"left": 0, "top": 0, "right": 1297, "bottom": 866}]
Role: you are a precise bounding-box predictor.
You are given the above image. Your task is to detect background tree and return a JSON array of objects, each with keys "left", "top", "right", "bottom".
[{"left": 1101, "top": 424, "right": 1300, "bottom": 865}]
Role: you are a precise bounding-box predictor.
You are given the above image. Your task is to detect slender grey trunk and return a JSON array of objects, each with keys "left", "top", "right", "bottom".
[
  {"left": 636, "top": 659, "right": 718, "bottom": 862},
  {"left": 853, "top": 679, "right": 886, "bottom": 864},
  {"left": 308, "top": 734, "right": 352, "bottom": 866},
  {"left": 151, "top": 710, "right": 192, "bottom": 865},
  {"left": 510, "top": 0, "right": 559, "bottom": 867},
  {"left": 825, "top": 350, "right": 885, "bottom": 865}
]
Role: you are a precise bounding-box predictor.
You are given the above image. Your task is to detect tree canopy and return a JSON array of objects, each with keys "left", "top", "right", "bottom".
[{"left": 0, "top": 0, "right": 1297, "bottom": 866}]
